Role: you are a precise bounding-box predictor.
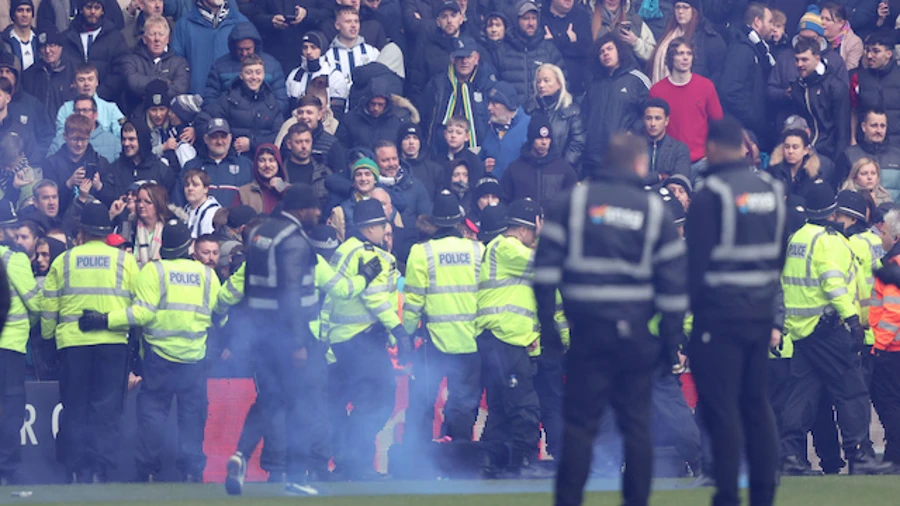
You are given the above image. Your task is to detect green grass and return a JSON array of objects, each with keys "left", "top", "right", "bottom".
[{"left": 0, "top": 476, "right": 897, "bottom": 505}]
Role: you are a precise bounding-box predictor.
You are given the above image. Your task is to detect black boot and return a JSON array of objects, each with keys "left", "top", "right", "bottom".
[
  {"left": 848, "top": 450, "right": 894, "bottom": 475},
  {"left": 781, "top": 456, "right": 822, "bottom": 476}
]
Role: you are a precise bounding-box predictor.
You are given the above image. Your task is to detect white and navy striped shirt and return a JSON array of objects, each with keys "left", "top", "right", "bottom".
[{"left": 326, "top": 36, "right": 380, "bottom": 87}]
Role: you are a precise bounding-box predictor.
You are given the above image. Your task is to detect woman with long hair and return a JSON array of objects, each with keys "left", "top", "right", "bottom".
[
  {"left": 131, "top": 183, "right": 175, "bottom": 266},
  {"left": 524, "top": 64, "right": 586, "bottom": 167},
  {"left": 841, "top": 157, "right": 893, "bottom": 205},
  {"left": 649, "top": 0, "right": 725, "bottom": 83}
]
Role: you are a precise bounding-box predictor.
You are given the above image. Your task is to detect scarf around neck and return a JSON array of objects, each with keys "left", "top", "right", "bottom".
[
  {"left": 831, "top": 21, "right": 850, "bottom": 49},
  {"left": 197, "top": 1, "right": 230, "bottom": 28},
  {"left": 136, "top": 219, "right": 163, "bottom": 266},
  {"left": 443, "top": 64, "right": 479, "bottom": 149}
]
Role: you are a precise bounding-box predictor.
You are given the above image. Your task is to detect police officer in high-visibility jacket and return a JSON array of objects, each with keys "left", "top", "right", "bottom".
[
  {"left": 41, "top": 202, "right": 139, "bottom": 483},
  {"left": 779, "top": 183, "right": 893, "bottom": 476},
  {"left": 79, "top": 219, "right": 221, "bottom": 482},
  {"left": 403, "top": 190, "right": 484, "bottom": 450},
  {"left": 223, "top": 185, "right": 332, "bottom": 496},
  {"left": 475, "top": 198, "right": 548, "bottom": 478},
  {"left": 869, "top": 208, "right": 900, "bottom": 468},
  {"left": 0, "top": 206, "right": 37, "bottom": 485},
  {"left": 323, "top": 198, "right": 411, "bottom": 481},
  {"left": 534, "top": 134, "right": 687, "bottom": 506}
]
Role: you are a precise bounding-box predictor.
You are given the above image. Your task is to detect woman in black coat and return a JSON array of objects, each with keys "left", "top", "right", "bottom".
[
  {"left": 649, "top": 1, "right": 725, "bottom": 84},
  {"left": 766, "top": 129, "right": 831, "bottom": 200},
  {"left": 524, "top": 63, "right": 586, "bottom": 169}
]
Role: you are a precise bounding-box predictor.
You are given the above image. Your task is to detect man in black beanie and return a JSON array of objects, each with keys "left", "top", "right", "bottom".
[
  {"left": 3, "top": 0, "right": 38, "bottom": 72},
  {"left": 397, "top": 123, "right": 442, "bottom": 199},
  {"left": 21, "top": 28, "right": 77, "bottom": 120},
  {"left": 60, "top": 0, "right": 129, "bottom": 101},
  {"left": 500, "top": 112, "right": 577, "bottom": 209}
]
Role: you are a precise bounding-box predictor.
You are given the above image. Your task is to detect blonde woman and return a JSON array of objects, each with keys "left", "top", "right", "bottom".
[
  {"left": 523, "top": 64, "right": 586, "bottom": 167},
  {"left": 841, "top": 157, "right": 893, "bottom": 205}
]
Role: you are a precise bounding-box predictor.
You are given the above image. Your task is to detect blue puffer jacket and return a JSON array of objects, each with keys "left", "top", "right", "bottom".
[
  {"left": 172, "top": 2, "right": 248, "bottom": 94},
  {"left": 202, "top": 22, "right": 289, "bottom": 117},
  {"left": 379, "top": 162, "right": 433, "bottom": 228},
  {"left": 480, "top": 108, "right": 530, "bottom": 180}
]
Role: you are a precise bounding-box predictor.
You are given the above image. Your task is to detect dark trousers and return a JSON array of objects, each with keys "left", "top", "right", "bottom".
[
  {"left": 535, "top": 351, "right": 565, "bottom": 458},
  {"left": 57, "top": 344, "right": 128, "bottom": 478},
  {"left": 780, "top": 325, "right": 870, "bottom": 459},
  {"left": 330, "top": 329, "right": 394, "bottom": 477},
  {"left": 688, "top": 323, "right": 778, "bottom": 506},
  {"left": 652, "top": 370, "right": 702, "bottom": 467},
  {"left": 767, "top": 359, "right": 791, "bottom": 436},
  {"left": 236, "top": 401, "right": 286, "bottom": 475},
  {"left": 478, "top": 330, "right": 540, "bottom": 467},
  {"left": 406, "top": 341, "right": 481, "bottom": 445},
  {"left": 237, "top": 337, "right": 329, "bottom": 482},
  {"left": 871, "top": 352, "right": 900, "bottom": 464},
  {"left": 0, "top": 349, "right": 25, "bottom": 478},
  {"left": 136, "top": 351, "right": 208, "bottom": 480},
  {"left": 810, "top": 397, "right": 844, "bottom": 471},
  {"left": 554, "top": 319, "right": 659, "bottom": 506}
]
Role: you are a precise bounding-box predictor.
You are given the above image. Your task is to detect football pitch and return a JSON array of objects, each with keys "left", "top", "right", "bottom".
[{"left": 0, "top": 476, "right": 896, "bottom": 506}]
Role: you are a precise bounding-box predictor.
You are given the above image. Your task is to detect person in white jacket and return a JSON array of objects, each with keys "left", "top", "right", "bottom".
[{"left": 286, "top": 31, "right": 349, "bottom": 114}]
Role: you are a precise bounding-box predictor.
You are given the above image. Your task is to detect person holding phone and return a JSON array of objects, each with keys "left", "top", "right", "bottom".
[
  {"left": 42, "top": 113, "right": 112, "bottom": 214},
  {"left": 590, "top": 0, "right": 657, "bottom": 63}
]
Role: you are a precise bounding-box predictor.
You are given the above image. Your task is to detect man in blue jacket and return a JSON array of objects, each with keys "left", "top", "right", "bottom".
[
  {"left": 172, "top": 0, "right": 247, "bottom": 95},
  {"left": 480, "top": 80, "right": 529, "bottom": 180},
  {"left": 177, "top": 118, "right": 253, "bottom": 205}
]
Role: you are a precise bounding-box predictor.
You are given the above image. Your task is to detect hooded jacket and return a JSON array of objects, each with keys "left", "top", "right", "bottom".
[
  {"left": 500, "top": 146, "right": 577, "bottom": 209},
  {"left": 252, "top": 0, "right": 330, "bottom": 71},
  {"left": 766, "top": 153, "right": 826, "bottom": 200},
  {"left": 172, "top": 0, "right": 249, "bottom": 95},
  {"left": 716, "top": 25, "right": 773, "bottom": 144},
  {"left": 21, "top": 52, "right": 77, "bottom": 123},
  {"left": 380, "top": 161, "right": 433, "bottom": 227},
  {"left": 236, "top": 143, "right": 286, "bottom": 213},
  {"left": 119, "top": 39, "right": 191, "bottom": 114},
  {"left": 856, "top": 58, "right": 900, "bottom": 147},
  {"left": 489, "top": 21, "right": 564, "bottom": 100},
  {"left": 107, "top": 128, "right": 176, "bottom": 200},
  {"left": 335, "top": 79, "right": 417, "bottom": 149},
  {"left": 61, "top": 6, "right": 129, "bottom": 102},
  {"left": 789, "top": 62, "right": 851, "bottom": 161},
  {"left": 198, "top": 78, "right": 282, "bottom": 155},
  {"left": 524, "top": 93, "right": 586, "bottom": 167},
  {"left": 203, "top": 22, "right": 289, "bottom": 117},
  {"left": 583, "top": 55, "right": 649, "bottom": 166},
  {"left": 408, "top": 27, "right": 477, "bottom": 104}
]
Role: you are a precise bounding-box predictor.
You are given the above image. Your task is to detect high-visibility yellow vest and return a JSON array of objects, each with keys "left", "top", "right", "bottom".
[
  {"left": 107, "top": 258, "right": 220, "bottom": 363},
  {"left": 0, "top": 246, "right": 41, "bottom": 354},
  {"left": 475, "top": 234, "right": 538, "bottom": 348},
  {"left": 41, "top": 241, "right": 138, "bottom": 349},
  {"left": 322, "top": 236, "right": 401, "bottom": 345},
  {"left": 403, "top": 235, "right": 483, "bottom": 354},
  {"left": 782, "top": 223, "right": 859, "bottom": 341},
  {"left": 528, "top": 290, "right": 570, "bottom": 357},
  {"left": 850, "top": 231, "right": 879, "bottom": 346}
]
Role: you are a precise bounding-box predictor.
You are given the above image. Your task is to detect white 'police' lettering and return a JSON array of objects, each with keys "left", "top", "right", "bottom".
[
  {"left": 76, "top": 256, "right": 110, "bottom": 269},
  {"left": 169, "top": 272, "right": 201, "bottom": 287},
  {"left": 788, "top": 243, "right": 807, "bottom": 258},
  {"left": 438, "top": 252, "right": 471, "bottom": 266}
]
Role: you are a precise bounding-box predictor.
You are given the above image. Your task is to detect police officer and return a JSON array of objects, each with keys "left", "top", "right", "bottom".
[
  {"left": 476, "top": 198, "right": 548, "bottom": 478},
  {"left": 79, "top": 220, "right": 221, "bottom": 482},
  {"left": 0, "top": 205, "right": 36, "bottom": 485},
  {"left": 323, "top": 198, "right": 411, "bottom": 481},
  {"left": 402, "top": 190, "right": 483, "bottom": 460},
  {"left": 779, "top": 183, "right": 892, "bottom": 476},
  {"left": 534, "top": 134, "right": 687, "bottom": 506},
  {"left": 224, "top": 185, "right": 327, "bottom": 496},
  {"left": 41, "top": 202, "right": 140, "bottom": 483}
]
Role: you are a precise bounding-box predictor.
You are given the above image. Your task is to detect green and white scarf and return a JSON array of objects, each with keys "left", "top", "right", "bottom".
[{"left": 442, "top": 65, "right": 479, "bottom": 149}]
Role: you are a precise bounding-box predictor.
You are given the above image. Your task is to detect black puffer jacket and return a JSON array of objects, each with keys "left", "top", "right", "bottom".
[
  {"left": 524, "top": 93, "right": 586, "bottom": 167},
  {"left": 108, "top": 126, "right": 176, "bottom": 197},
  {"left": 689, "top": 19, "right": 727, "bottom": 81},
  {"left": 197, "top": 79, "right": 282, "bottom": 155},
  {"left": 715, "top": 25, "right": 772, "bottom": 145},
  {"left": 488, "top": 29, "right": 564, "bottom": 100},
  {"left": 21, "top": 55, "right": 77, "bottom": 124},
  {"left": 788, "top": 65, "right": 850, "bottom": 161},
  {"left": 857, "top": 59, "right": 900, "bottom": 147},
  {"left": 118, "top": 42, "right": 191, "bottom": 115},
  {"left": 540, "top": 3, "right": 591, "bottom": 95},
  {"left": 583, "top": 60, "right": 649, "bottom": 166},
  {"left": 61, "top": 11, "right": 128, "bottom": 101},
  {"left": 408, "top": 28, "right": 468, "bottom": 105},
  {"left": 336, "top": 79, "right": 416, "bottom": 149}
]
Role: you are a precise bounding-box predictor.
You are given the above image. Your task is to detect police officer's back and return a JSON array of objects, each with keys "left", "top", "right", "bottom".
[
  {"left": 41, "top": 202, "right": 139, "bottom": 483},
  {"left": 684, "top": 117, "right": 787, "bottom": 506},
  {"left": 534, "top": 133, "right": 687, "bottom": 506}
]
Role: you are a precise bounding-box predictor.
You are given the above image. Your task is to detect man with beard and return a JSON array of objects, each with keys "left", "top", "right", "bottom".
[
  {"left": 107, "top": 122, "right": 175, "bottom": 199},
  {"left": 60, "top": 0, "right": 129, "bottom": 101},
  {"left": 193, "top": 234, "right": 220, "bottom": 270},
  {"left": 491, "top": 0, "right": 563, "bottom": 101}
]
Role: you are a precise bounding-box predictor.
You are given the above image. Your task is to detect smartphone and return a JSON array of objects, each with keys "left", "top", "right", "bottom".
[
  {"left": 284, "top": 14, "right": 297, "bottom": 22},
  {"left": 84, "top": 162, "right": 97, "bottom": 181},
  {"left": 619, "top": 21, "right": 632, "bottom": 33}
]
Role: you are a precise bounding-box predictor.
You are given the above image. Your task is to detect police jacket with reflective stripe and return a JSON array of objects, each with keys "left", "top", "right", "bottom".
[
  {"left": 534, "top": 170, "right": 688, "bottom": 346},
  {"left": 686, "top": 161, "right": 787, "bottom": 329},
  {"left": 41, "top": 240, "right": 139, "bottom": 349},
  {"left": 403, "top": 231, "right": 484, "bottom": 354},
  {"left": 476, "top": 234, "right": 539, "bottom": 348},
  {"left": 870, "top": 245, "right": 900, "bottom": 352},
  {"left": 848, "top": 226, "right": 879, "bottom": 345},
  {"left": 0, "top": 246, "right": 42, "bottom": 354},
  {"left": 107, "top": 258, "right": 220, "bottom": 363},
  {"left": 323, "top": 235, "right": 402, "bottom": 345},
  {"left": 244, "top": 211, "right": 318, "bottom": 348},
  {"left": 782, "top": 221, "right": 859, "bottom": 341}
]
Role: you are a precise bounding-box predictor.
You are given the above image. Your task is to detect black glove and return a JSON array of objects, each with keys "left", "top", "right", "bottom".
[
  {"left": 540, "top": 323, "right": 563, "bottom": 354},
  {"left": 358, "top": 256, "right": 383, "bottom": 286},
  {"left": 78, "top": 310, "right": 109, "bottom": 332},
  {"left": 391, "top": 325, "right": 413, "bottom": 365},
  {"left": 845, "top": 315, "right": 865, "bottom": 351}
]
